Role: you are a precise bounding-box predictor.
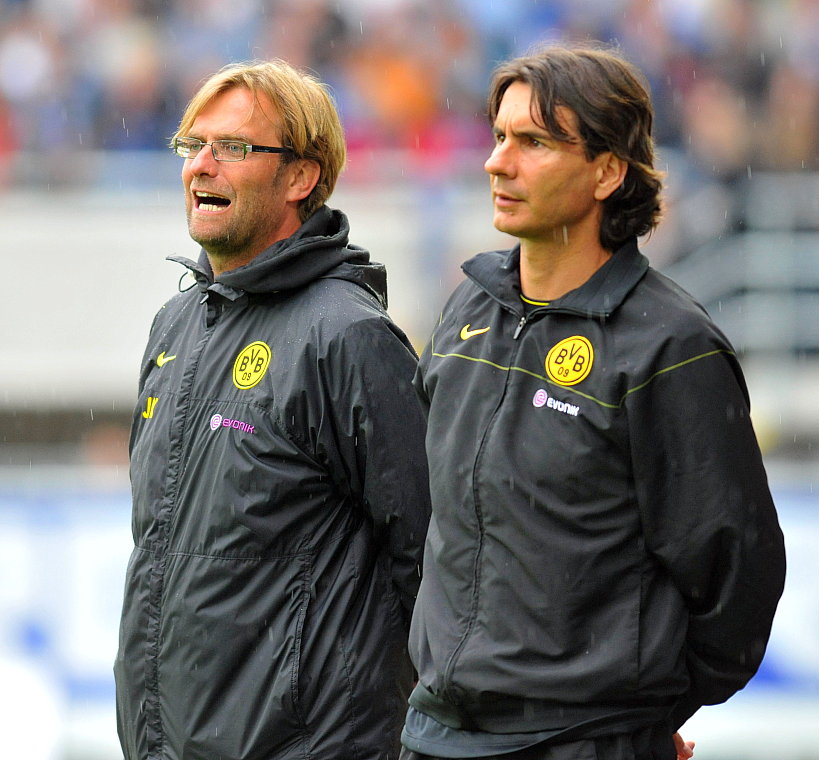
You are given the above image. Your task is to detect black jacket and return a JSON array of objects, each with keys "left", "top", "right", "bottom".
[
  {"left": 115, "top": 206, "right": 431, "bottom": 760},
  {"left": 408, "top": 239, "right": 785, "bottom": 737}
]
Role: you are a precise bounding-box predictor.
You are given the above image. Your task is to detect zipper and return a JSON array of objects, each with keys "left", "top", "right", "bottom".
[
  {"left": 473, "top": 287, "right": 603, "bottom": 342},
  {"left": 144, "top": 294, "right": 220, "bottom": 757},
  {"left": 440, "top": 315, "right": 528, "bottom": 700}
]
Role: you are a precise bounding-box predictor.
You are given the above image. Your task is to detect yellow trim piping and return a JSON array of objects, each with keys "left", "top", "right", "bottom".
[
  {"left": 520, "top": 294, "right": 550, "bottom": 306},
  {"left": 430, "top": 333, "right": 735, "bottom": 410}
]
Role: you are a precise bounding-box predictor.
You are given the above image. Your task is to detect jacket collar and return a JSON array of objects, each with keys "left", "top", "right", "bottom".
[
  {"left": 168, "top": 205, "right": 389, "bottom": 307},
  {"left": 462, "top": 237, "right": 649, "bottom": 318}
]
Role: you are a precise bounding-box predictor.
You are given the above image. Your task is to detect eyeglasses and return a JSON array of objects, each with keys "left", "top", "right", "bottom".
[{"left": 172, "top": 136, "right": 295, "bottom": 162}]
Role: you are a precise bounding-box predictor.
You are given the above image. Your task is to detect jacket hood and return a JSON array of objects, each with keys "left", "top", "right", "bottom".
[
  {"left": 169, "top": 205, "right": 388, "bottom": 308},
  {"left": 462, "top": 237, "right": 649, "bottom": 318}
]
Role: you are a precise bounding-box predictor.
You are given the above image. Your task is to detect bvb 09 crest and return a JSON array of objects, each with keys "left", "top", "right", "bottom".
[
  {"left": 233, "top": 341, "right": 272, "bottom": 389},
  {"left": 545, "top": 335, "right": 593, "bottom": 386}
]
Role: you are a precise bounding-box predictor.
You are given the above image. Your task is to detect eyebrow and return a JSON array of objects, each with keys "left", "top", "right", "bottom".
[
  {"left": 186, "top": 131, "right": 254, "bottom": 143},
  {"left": 492, "top": 124, "right": 553, "bottom": 141},
  {"left": 494, "top": 121, "right": 583, "bottom": 147}
]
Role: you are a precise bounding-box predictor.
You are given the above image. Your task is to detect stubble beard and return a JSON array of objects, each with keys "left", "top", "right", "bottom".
[
  {"left": 187, "top": 161, "right": 290, "bottom": 271},
  {"left": 187, "top": 210, "right": 255, "bottom": 268}
]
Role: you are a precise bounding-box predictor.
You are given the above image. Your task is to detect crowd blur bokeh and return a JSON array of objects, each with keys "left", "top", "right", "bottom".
[
  {"left": 1, "top": 0, "right": 817, "bottom": 338},
  {"left": 0, "top": 0, "right": 817, "bottom": 183}
]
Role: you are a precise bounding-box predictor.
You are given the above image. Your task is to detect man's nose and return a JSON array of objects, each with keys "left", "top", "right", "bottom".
[
  {"left": 188, "top": 144, "right": 219, "bottom": 174},
  {"left": 484, "top": 141, "right": 512, "bottom": 176}
]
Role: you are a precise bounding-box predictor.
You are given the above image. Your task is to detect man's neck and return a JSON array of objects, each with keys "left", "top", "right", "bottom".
[
  {"left": 519, "top": 236, "right": 612, "bottom": 302},
  {"left": 208, "top": 250, "right": 258, "bottom": 279}
]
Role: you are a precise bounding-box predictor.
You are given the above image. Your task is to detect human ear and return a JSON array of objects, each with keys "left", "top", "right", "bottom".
[
  {"left": 593, "top": 152, "right": 628, "bottom": 201},
  {"left": 286, "top": 159, "right": 321, "bottom": 203}
]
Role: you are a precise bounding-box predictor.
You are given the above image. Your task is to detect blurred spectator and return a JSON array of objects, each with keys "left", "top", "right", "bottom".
[
  {"left": 163, "top": 0, "right": 261, "bottom": 101},
  {"left": 0, "top": 7, "right": 64, "bottom": 150},
  {"left": 616, "top": 0, "right": 695, "bottom": 146},
  {"left": 74, "top": 0, "right": 176, "bottom": 149},
  {"left": 762, "top": 61, "right": 819, "bottom": 170},
  {"left": 0, "top": 93, "right": 17, "bottom": 186},
  {"left": 253, "top": 0, "right": 350, "bottom": 75},
  {"left": 762, "top": 0, "right": 819, "bottom": 171},
  {"left": 680, "top": 73, "right": 754, "bottom": 185},
  {"left": 343, "top": 5, "right": 445, "bottom": 149},
  {"left": 340, "top": 2, "right": 490, "bottom": 311}
]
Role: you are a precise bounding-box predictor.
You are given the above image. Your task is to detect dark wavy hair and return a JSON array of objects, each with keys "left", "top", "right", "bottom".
[{"left": 487, "top": 45, "right": 663, "bottom": 251}]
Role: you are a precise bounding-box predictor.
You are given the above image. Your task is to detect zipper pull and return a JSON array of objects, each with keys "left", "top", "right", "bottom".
[{"left": 513, "top": 315, "right": 526, "bottom": 339}]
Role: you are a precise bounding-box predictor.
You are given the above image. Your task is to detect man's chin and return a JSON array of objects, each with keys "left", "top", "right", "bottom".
[
  {"left": 492, "top": 214, "right": 518, "bottom": 237},
  {"left": 188, "top": 226, "right": 239, "bottom": 256}
]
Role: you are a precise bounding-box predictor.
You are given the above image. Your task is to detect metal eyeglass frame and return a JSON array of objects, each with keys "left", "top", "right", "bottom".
[{"left": 172, "top": 137, "right": 295, "bottom": 162}]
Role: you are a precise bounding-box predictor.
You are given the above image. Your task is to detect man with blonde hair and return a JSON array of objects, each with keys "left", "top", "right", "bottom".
[{"left": 115, "top": 60, "right": 431, "bottom": 760}]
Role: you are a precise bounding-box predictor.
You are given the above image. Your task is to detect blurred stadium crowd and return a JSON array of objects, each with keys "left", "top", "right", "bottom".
[{"left": 0, "top": 0, "right": 817, "bottom": 186}]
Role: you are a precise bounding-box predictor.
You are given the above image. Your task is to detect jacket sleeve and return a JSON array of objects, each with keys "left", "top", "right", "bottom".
[
  {"left": 626, "top": 333, "right": 786, "bottom": 730},
  {"left": 324, "top": 315, "right": 432, "bottom": 625}
]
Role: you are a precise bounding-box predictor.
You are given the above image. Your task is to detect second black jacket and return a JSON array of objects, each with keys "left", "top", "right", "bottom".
[{"left": 408, "top": 240, "right": 785, "bottom": 739}]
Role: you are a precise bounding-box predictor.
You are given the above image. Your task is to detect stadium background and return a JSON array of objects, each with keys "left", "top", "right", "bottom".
[{"left": 0, "top": 0, "right": 817, "bottom": 758}]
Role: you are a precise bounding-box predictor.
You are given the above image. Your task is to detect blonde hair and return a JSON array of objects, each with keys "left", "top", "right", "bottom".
[{"left": 175, "top": 59, "right": 346, "bottom": 221}]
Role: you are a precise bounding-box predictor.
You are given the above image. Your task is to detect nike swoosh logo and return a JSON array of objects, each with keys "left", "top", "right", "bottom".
[
  {"left": 460, "top": 324, "right": 491, "bottom": 340},
  {"left": 156, "top": 352, "right": 177, "bottom": 367}
]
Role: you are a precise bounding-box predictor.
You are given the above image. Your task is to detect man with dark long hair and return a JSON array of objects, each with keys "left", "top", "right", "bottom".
[{"left": 400, "top": 45, "right": 784, "bottom": 760}]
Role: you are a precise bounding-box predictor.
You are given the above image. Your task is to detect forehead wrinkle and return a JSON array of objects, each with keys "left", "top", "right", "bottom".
[
  {"left": 239, "top": 88, "right": 285, "bottom": 144},
  {"left": 493, "top": 101, "right": 552, "bottom": 141},
  {"left": 190, "top": 87, "right": 281, "bottom": 142},
  {"left": 506, "top": 80, "right": 580, "bottom": 144},
  {"left": 249, "top": 90, "right": 282, "bottom": 130},
  {"left": 215, "top": 131, "right": 253, "bottom": 142},
  {"left": 498, "top": 83, "right": 546, "bottom": 127}
]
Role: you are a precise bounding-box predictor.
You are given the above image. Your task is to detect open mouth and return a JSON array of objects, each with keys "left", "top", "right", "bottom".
[{"left": 194, "top": 191, "right": 231, "bottom": 212}]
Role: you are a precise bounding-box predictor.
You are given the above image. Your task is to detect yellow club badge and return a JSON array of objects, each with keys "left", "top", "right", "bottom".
[
  {"left": 233, "top": 341, "right": 272, "bottom": 390},
  {"left": 545, "top": 335, "right": 593, "bottom": 386}
]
